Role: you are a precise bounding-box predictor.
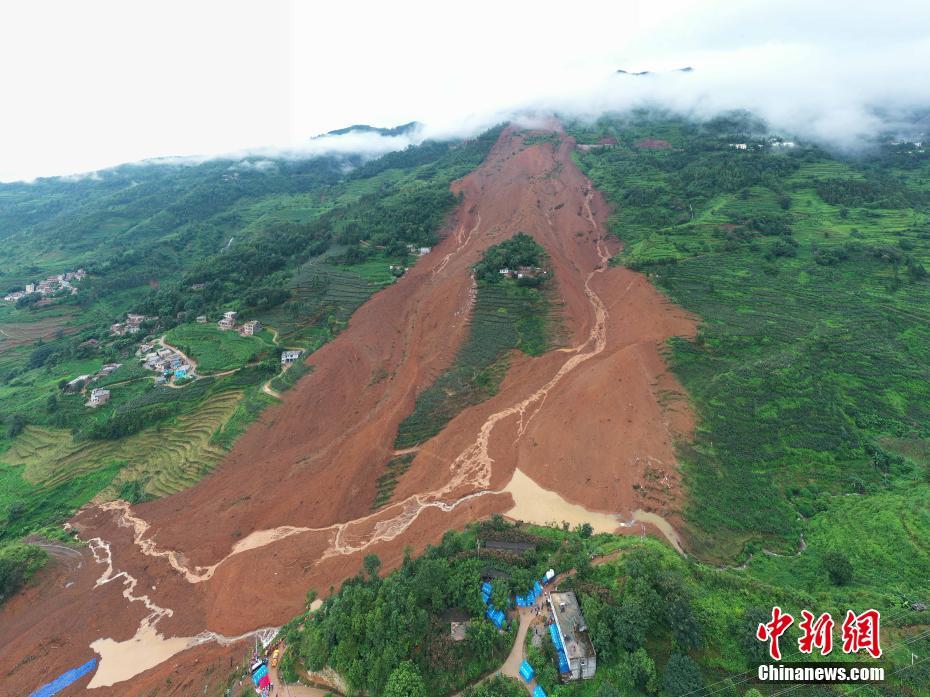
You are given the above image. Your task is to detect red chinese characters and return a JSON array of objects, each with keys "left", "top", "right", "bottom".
[
  {"left": 842, "top": 609, "right": 882, "bottom": 658},
  {"left": 798, "top": 610, "right": 834, "bottom": 655},
  {"left": 756, "top": 606, "right": 794, "bottom": 660},
  {"left": 756, "top": 607, "right": 882, "bottom": 660}
]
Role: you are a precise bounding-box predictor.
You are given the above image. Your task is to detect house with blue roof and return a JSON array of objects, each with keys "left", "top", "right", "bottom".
[{"left": 547, "top": 591, "right": 596, "bottom": 680}]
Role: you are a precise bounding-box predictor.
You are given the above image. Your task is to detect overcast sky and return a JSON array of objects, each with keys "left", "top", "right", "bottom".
[{"left": 1, "top": 0, "right": 928, "bottom": 181}]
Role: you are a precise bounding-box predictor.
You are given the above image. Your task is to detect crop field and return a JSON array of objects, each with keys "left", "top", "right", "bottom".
[
  {"left": 258, "top": 262, "right": 389, "bottom": 347},
  {"left": 164, "top": 323, "right": 274, "bottom": 372},
  {"left": 569, "top": 115, "right": 930, "bottom": 564},
  {"left": 0, "top": 366, "right": 277, "bottom": 536},
  {"left": 395, "top": 277, "right": 558, "bottom": 448},
  {"left": 4, "top": 389, "right": 243, "bottom": 500},
  {"left": 0, "top": 311, "right": 80, "bottom": 357}
]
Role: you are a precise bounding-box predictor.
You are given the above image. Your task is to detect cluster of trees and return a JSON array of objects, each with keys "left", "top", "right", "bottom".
[
  {"left": 473, "top": 233, "right": 547, "bottom": 282},
  {"left": 814, "top": 176, "right": 926, "bottom": 209},
  {"left": 811, "top": 240, "right": 928, "bottom": 280},
  {"left": 289, "top": 536, "right": 518, "bottom": 695},
  {"left": 578, "top": 549, "right": 702, "bottom": 667},
  {"left": 281, "top": 523, "right": 558, "bottom": 696},
  {"left": 0, "top": 541, "right": 47, "bottom": 607}
]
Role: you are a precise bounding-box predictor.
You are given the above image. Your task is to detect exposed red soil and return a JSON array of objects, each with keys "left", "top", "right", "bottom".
[
  {"left": 635, "top": 138, "right": 672, "bottom": 149},
  {"left": 0, "top": 127, "right": 696, "bottom": 696}
]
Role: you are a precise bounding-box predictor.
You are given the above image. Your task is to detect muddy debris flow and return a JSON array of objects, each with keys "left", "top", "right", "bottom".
[{"left": 0, "top": 127, "right": 695, "bottom": 695}]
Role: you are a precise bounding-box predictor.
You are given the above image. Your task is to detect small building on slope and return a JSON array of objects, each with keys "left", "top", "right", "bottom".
[{"left": 547, "top": 591, "right": 596, "bottom": 680}]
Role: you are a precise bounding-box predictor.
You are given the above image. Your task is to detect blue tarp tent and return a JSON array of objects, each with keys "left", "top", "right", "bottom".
[
  {"left": 533, "top": 686, "right": 548, "bottom": 697},
  {"left": 549, "top": 624, "right": 570, "bottom": 673},
  {"left": 252, "top": 664, "right": 269, "bottom": 686},
  {"left": 28, "top": 659, "right": 98, "bottom": 697},
  {"left": 481, "top": 582, "right": 492, "bottom": 604},
  {"left": 519, "top": 660, "right": 535, "bottom": 682},
  {"left": 485, "top": 606, "right": 506, "bottom": 628}
]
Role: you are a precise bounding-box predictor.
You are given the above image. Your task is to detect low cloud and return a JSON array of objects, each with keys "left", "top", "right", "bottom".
[{"left": 5, "top": 0, "right": 929, "bottom": 181}]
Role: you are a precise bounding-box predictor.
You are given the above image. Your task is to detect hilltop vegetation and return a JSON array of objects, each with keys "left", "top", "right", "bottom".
[
  {"left": 277, "top": 518, "right": 929, "bottom": 696},
  {"left": 568, "top": 113, "right": 930, "bottom": 563},
  {"left": 163, "top": 324, "right": 275, "bottom": 373}
]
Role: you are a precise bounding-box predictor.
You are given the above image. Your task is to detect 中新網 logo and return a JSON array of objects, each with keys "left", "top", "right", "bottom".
[{"left": 756, "top": 607, "right": 881, "bottom": 660}]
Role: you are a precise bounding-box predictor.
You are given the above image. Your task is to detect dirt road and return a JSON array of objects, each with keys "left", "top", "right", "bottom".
[{"left": 0, "top": 126, "right": 695, "bottom": 696}]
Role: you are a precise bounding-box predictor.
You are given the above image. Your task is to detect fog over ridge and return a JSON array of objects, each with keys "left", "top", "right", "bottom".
[{"left": 2, "top": 0, "right": 929, "bottom": 181}]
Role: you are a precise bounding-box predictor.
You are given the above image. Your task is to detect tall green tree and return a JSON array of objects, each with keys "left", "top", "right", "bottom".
[
  {"left": 383, "top": 660, "right": 427, "bottom": 697},
  {"left": 663, "top": 653, "right": 704, "bottom": 697}
]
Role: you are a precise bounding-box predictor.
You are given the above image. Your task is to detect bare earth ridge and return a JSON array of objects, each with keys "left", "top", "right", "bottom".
[{"left": 0, "top": 127, "right": 696, "bottom": 696}]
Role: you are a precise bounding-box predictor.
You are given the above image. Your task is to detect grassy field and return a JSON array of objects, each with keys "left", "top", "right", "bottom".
[{"left": 164, "top": 323, "right": 275, "bottom": 372}]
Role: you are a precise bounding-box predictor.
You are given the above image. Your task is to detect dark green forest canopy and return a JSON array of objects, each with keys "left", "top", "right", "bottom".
[
  {"left": 567, "top": 113, "right": 930, "bottom": 561},
  {"left": 473, "top": 232, "right": 549, "bottom": 282}
]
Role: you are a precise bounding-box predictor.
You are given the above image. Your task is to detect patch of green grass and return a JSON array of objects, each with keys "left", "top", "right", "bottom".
[
  {"left": 268, "top": 360, "right": 311, "bottom": 393},
  {"left": 164, "top": 323, "right": 274, "bottom": 372},
  {"left": 343, "top": 252, "right": 407, "bottom": 286},
  {"left": 0, "top": 459, "right": 124, "bottom": 542},
  {"left": 210, "top": 385, "right": 275, "bottom": 450}
]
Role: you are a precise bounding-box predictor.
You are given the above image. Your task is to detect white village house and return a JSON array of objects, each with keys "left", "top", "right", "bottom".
[
  {"left": 240, "top": 319, "right": 261, "bottom": 336},
  {"left": 87, "top": 388, "right": 110, "bottom": 407},
  {"left": 218, "top": 311, "right": 238, "bottom": 331},
  {"left": 281, "top": 349, "right": 303, "bottom": 365},
  {"left": 548, "top": 591, "right": 596, "bottom": 680}
]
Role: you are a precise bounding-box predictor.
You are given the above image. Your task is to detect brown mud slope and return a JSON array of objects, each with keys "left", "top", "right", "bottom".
[{"left": 0, "top": 128, "right": 695, "bottom": 696}]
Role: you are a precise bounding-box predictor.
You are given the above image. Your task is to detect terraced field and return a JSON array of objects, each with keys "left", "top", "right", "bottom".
[
  {"left": 259, "top": 262, "right": 390, "bottom": 347},
  {"left": 0, "top": 310, "right": 82, "bottom": 367},
  {"left": 4, "top": 389, "right": 244, "bottom": 499}
]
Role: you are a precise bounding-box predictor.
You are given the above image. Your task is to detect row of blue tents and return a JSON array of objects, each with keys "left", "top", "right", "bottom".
[
  {"left": 515, "top": 580, "right": 544, "bottom": 607},
  {"left": 517, "top": 660, "right": 548, "bottom": 697},
  {"left": 480, "top": 582, "right": 507, "bottom": 629},
  {"left": 549, "top": 623, "right": 570, "bottom": 674}
]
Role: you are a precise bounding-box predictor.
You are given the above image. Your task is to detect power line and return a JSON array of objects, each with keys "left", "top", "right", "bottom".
[{"left": 766, "top": 629, "right": 930, "bottom": 697}]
